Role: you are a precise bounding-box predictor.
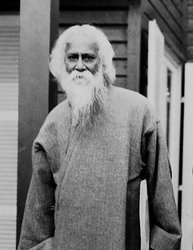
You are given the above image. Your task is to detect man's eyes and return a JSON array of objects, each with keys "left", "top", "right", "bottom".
[
  {"left": 82, "top": 55, "right": 95, "bottom": 62},
  {"left": 67, "top": 55, "right": 78, "bottom": 61},
  {"left": 67, "top": 54, "right": 95, "bottom": 62}
]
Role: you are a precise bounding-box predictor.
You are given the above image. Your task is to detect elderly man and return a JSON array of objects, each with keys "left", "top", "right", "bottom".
[{"left": 18, "top": 25, "right": 181, "bottom": 250}]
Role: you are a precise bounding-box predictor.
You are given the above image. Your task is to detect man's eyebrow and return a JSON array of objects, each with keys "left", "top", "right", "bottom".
[
  {"left": 83, "top": 52, "right": 98, "bottom": 57},
  {"left": 66, "top": 52, "right": 78, "bottom": 55},
  {"left": 82, "top": 53, "right": 96, "bottom": 56},
  {"left": 66, "top": 52, "right": 96, "bottom": 57},
  {"left": 66, "top": 53, "right": 79, "bottom": 57}
]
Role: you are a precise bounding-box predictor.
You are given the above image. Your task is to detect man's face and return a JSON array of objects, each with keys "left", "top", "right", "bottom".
[
  {"left": 64, "top": 36, "right": 100, "bottom": 76},
  {"left": 61, "top": 34, "right": 107, "bottom": 127}
]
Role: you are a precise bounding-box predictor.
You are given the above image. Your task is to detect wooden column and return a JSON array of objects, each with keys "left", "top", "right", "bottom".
[
  {"left": 181, "top": 63, "right": 193, "bottom": 250},
  {"left": 17, "top": 0, "right": 59, "bottom": 245},
  {"left": 126, "top": 0, "right": 142, "bottom": 92},
  {"left": 49, "top": 0, "right": 59, "bottom": 111}
]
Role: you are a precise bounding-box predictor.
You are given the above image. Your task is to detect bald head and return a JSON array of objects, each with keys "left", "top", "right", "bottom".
[{"left": 49, "top": 24, "right": 116, "bottom": 85}]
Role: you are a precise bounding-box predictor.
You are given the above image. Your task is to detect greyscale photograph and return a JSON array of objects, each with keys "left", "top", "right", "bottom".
[{"left": 0, "top": 0, "right": 192, "bottom": 249}]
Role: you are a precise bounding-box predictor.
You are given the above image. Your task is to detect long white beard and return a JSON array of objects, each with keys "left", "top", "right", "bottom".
[{"left": 60, "top": 67, "right": 108, "bottom": 127}]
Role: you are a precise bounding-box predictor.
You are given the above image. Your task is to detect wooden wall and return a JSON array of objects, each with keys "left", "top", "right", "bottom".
[
  {"left": 56, "top": 0, "right": 187, "bottom": 103},
  {"left": 0, "top": 15, "right": 19, "bottom": 250},
  {"left": 187, "top": 0, "right": 193, "bottom": 61},
  {"left": 57, "top": 0, "right": 128, "bottom": 103},
  {"left": 142, "top": 0, "right": 185, "bottom": 62}
]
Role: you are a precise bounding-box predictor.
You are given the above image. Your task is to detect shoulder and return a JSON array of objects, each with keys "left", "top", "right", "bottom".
[
  {"left": 34, "top": 100, "right": 70, "bottom": 148},
  {"left": 46, "top": 100, "right": 69, "bottom": 122},
  {"left": 111, "top": 86, "right": 155, "bottom": 114},
  {"left": 41, "top": 100, "right": 70, "bottom": 132},
  {"left": 111, "top": 86, "right": 148, "bottom": 105},
  {"left": 110, "top": 86, "right": 157, "bottom": 130}
]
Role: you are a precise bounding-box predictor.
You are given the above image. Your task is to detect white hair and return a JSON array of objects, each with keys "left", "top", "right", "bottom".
[
  {"left": 61, "top": 66, "right": 108, "bottom": 128},
  {"left": 49, "top": 24, "right": 116, "bottom": 85}
]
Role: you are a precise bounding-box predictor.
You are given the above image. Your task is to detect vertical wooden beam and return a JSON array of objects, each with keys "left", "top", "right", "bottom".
[
  {"left": 49, "top": 0, "right": 59, "bottom": 111},
  {"left": 147, "top": 20, "right": 166, "bottom": 132},
  {"left": 181, "top": 63, "right": 193, "bottom": 250},
  {"left": 17, "top": 0, "right": 59, "bottom": 246},
  {"left": 127, "top": 0, "right": 142, "bottom": 92}
]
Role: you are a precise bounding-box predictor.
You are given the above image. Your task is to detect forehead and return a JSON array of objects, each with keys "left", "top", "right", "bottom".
[{"left": 65, "top": 34, "right": 99, "bottom": 55}]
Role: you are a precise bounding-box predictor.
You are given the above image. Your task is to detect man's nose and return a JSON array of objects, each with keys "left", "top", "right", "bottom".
[{"left": 75, "top": 56, "right": 86, "bottom": 72}]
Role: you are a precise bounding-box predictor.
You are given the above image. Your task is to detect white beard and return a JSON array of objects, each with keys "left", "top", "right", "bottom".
[{"left": 60, "top": 67, "right": 108, "bottom": 127}]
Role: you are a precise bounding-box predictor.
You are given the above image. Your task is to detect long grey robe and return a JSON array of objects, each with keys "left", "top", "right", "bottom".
[{"left": 18, "top": 86, "right": 181, "bottom": 250}]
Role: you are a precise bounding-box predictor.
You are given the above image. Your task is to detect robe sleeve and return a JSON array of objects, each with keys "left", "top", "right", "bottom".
[
  {"left": 18, "top": 141, "right": 56, "bottom": 250},
  {"left": 143, "top": 120, "right": 181, "bottom": 250}
]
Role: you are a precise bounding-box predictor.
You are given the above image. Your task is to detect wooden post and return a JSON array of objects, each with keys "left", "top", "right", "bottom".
[
  {"left": 147, "top": 20, "right": 166, "bottom": 133},
  {"left": 49, "top": 0, "right": 59, "bottom": 111},
  {"left": 181, "top": 63, "right": 193, "bottom": 250},
  {"left": 17, "top": 0, "right": 59, "bottom": 246},
  {"left": 126, "top": 0, "right": 142, "bottom": 92}
]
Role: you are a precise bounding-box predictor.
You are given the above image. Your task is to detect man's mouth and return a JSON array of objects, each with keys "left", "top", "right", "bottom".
[{"left": 75, "top": 75, "right": 84, "bottom": 79}]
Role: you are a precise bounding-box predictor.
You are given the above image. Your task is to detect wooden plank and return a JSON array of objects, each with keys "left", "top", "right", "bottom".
[
  {"left": 143, "top": 1, "right": 184, "bottom": 58},
  {"left": 142, "top": 12, "right": 185, "bottom": 62},
  {"left": 188, "top": 0, "right": 193, "bottom": 5},
  {"left": 114, "top": 76, "right": 127, "bottom": 88},
  {"left": 126, "top": 0, "right": 142, "bottom": 92},
  {"left": 187, "top": 5, "right": 193, "bottom": 17},
  {"left": 100, "top": 27, "right": 127, "bottom": 42},
  {"left": 0, "top": 16, "right": 19, "bottom": 249},
  {"left": 187, "top": 19, "right": 193, "bottom": 31},
  {"left": 0, "top": 119, "right": 17, "bottom": 249},
  {"left": 187, "top": 32, "right": 193, "bottom": 44},
  {"left": 171, "top": 0, "right": 184, "bottom": 15},
  {"left": 187, "top": 3, "right": 192, "bottom": 60},
  {"left": 187, "top": 46, "right": 193, "bottom": 60},
  {"left": 144, "top": 0, "right": 183, "bottom": 43},
  {"left": 113, "top": 60, "right": 127, "bottom": 76},
  {"left": 59, "top": 26, "right": 127, "bottom": 42},
  {"left": 60, "top": 0, "right": 128, "bottom": 9},
  {"left": 112, "top": 44, "right": 127, "bottom": 59},
  {"left": 59, "top": 10, "right": 128, "bottom": 25},
  {"left": 165, "top": 39, "right": 185, "bottom": 62},
  {"left": 160, "top": 0, "right": 183, "bottom": 25},
  {"left": 183, "top": 0, "right": 189, "bottom": 57},
  {"left": 0, "top": 15, "right": 19, "bottom": 27}
]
